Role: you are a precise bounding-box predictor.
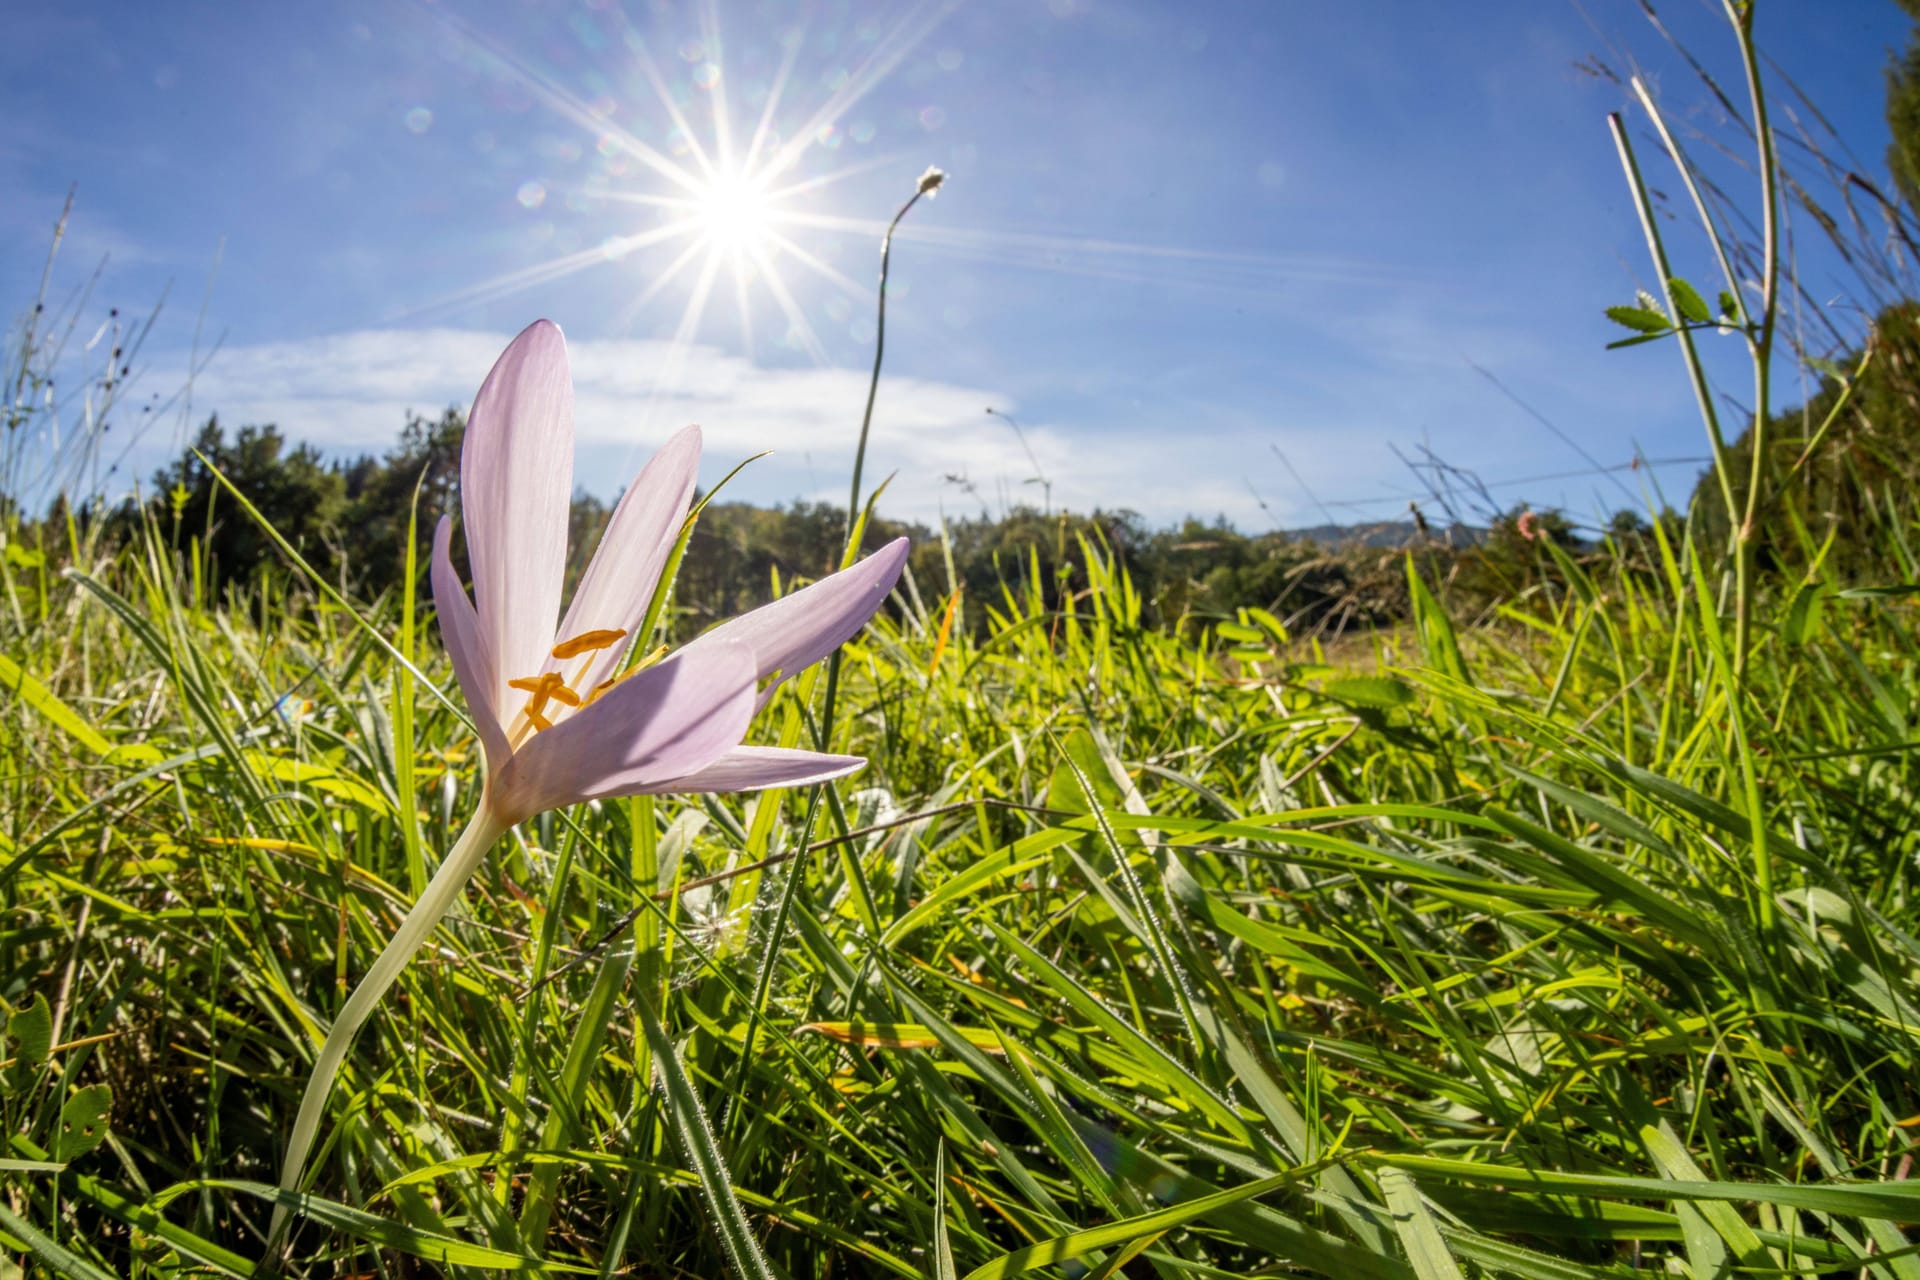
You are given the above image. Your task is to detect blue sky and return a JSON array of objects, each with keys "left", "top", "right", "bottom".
[{"left": 2, "top": 0, "right": 1910, "bottom": 530}]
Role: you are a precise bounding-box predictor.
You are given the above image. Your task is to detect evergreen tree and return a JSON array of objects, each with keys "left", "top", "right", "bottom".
[{"left": 152, "top": 417, "right": 347, "bottom": 587}]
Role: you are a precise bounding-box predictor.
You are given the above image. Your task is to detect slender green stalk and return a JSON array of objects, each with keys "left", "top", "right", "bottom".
[
  {"left": 1728, "top": 0, "right": 1780, "bottom": 677},
  {"left": 819, "top": 168, "right": 942, "bottom": 782},
  {"left": 1607, "top": 115, "right": 1739, "bottom": 538},
  {"left": 266, "top": 804, "right": 507, "bottom": 1253},
  {"left": 1628, "top": 77, "right": 1745, "bottom": 327},
  {"left": 844, "top": 174, "right": 940, "bottom": 552}
]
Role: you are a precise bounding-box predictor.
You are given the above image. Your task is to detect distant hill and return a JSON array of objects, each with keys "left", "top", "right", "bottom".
[{"left": 1284, "top": 519, "right": 1487, "bottom": 550}]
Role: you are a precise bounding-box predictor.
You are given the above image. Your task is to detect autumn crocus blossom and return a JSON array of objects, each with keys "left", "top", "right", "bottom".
[
  {"left": 436, "top": 320, "right": 907, "bottom": 820},
  {"left": 271, "top": 319, "right": 907, "bottom": 1238}
]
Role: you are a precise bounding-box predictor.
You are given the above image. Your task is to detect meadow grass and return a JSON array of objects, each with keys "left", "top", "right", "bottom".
[
  {"left": 4, "top": 502, "right": 1920, "bottom": 1277},
  {"left": 6, "top": 8, "right": 1920, "bottom": 1275}
]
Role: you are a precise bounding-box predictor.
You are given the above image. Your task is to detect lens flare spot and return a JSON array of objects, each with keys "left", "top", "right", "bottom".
[
  {"left": 405, "top": 107, "right": 434, "bottom": 134},
  {"left": 517, "top": 181, "right": 547, "bottom": 209},
  {"left": 919, "top": 105, "right": 946, "bottom": 131}
]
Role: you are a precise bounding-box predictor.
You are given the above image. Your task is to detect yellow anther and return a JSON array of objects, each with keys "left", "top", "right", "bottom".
[
  {"left": 551, "top": 628, "right": 628, "bottom": 660},
  {"left": 508, "top": 672, "right": 580, "bottom": 730}
]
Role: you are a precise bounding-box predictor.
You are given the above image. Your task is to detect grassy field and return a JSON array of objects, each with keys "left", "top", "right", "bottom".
[{"left": 3, "top": 499, "right": 1920, "bottom": 1276}]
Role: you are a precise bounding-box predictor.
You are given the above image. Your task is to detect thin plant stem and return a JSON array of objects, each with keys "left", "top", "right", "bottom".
[
  {"left": 1729, "top": 0, "right": 1781, "bottom": 680},
  {"left": 1608, "top": 114, "right": 1740, "bottom": 531},
  {"left": 821, "top": 176, "right": 940, "bottom": 760},
  {"left": 266, "top": 805, "right": 506, "bottom": 1253},
  {"left": 844, "top": 185, "right": 934, "bottom": 553},
  {"left": 805, "top": 175, "right": 942, "bottom": 950},
  {"left": 1628, "top": 77, "right": 1746, "bottom": 331},
  {"left": 1727, "top": 0, "right": 1782, "bottom": 934}
]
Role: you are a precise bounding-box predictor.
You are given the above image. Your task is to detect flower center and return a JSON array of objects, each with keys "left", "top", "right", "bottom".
[{"left": 506, "top": 627, "right": 629, "bottom": 740}]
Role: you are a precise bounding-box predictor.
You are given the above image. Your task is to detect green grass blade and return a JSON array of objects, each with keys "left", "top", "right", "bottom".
[
  {"left": 637, "top": 992, "right": 781, "bottom": 1280},
  {"left": 1378, "top": 1168, "right": 1465, "bottom": 1280},
  {"left": 959, "top": 1169, "right": 1303, "bottom": 1280}
]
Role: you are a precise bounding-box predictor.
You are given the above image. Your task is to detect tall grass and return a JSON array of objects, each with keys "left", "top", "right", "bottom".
[{"left": 5, "top": 8, "right": 1920, "bottom": 1278}]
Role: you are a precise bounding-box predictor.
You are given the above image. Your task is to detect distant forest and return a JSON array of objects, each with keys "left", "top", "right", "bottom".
[{"left": 14, "top": 287, "right": 1904, "bottom": 642}]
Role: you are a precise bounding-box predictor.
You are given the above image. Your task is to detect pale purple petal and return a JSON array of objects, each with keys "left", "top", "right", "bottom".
[
  {"left": 677, "top": 536, "right": 909, "bottom": 706},
  {"left": 547, "top": 424, "right": 701, "bottom": 700},
  {"left": 491, "top": 639, "right": 756, "bottom": 824},
  {"left": 462, "top": 320, "right": 573, "bottom": 719},
  {"left": 431, "top": 516, "right": 510, "bottom": 776},
  {"left": 641, "top": 746, "right": 867, "bottom": 794}
]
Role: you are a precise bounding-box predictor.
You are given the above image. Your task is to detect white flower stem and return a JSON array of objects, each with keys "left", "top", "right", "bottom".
[{"left": 267, "top": 804, "right": 506, "bottom": 1251}]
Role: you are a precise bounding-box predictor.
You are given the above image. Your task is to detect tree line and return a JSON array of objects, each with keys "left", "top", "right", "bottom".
[{"left": 77, "top": 397, "right": 1642, "bottom": 644}]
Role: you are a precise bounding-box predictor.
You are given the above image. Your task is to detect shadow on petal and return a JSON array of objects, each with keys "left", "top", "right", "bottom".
[{"left": 493, "top": 638, "right": 757, "bottom": 822}]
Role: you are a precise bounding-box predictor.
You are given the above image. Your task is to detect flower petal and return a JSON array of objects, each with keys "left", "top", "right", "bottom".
[
  {"left": 491, "top": 638, "right": 757, "bottom": 824},
  {"left": 462, "top": 319, "right": 574, "bottom": 721},
  {"left": 431, "top": 516, "right": 510, "bottom": 776},
  {"left": 641, "top": 745, "right": 866, "bottom": 794},
  {"left": 546, "top": 424, "right": 701, "bottom": 702},
  {"left": 677, "top": 536, "right": 909, "bottom": 705}
]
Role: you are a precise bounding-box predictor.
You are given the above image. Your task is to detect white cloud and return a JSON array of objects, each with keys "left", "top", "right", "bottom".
[
  {"left": 126, "top": 314, "right": 1687, "bottom": 533},
  {"left": 149, "top": 326, "right": 1258, "bottom": 525}
]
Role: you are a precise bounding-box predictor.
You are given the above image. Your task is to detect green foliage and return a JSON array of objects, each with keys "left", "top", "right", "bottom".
[
  {"left": 1691, "top": 301, "right": 1920, "bottom": 582},
  {"left": 6, "top": 499, "right": 1920, "bottom": 1276},
  {"left": 54, "top": 1084, "right": 112, "bottom": 1162},
  {"left": 334, "top": 407, "right": 466, "bottom": 597},
  {"left": 148, "top": 417, "right": 349, "bottom": 586},
  {"left": 1889, "top": 10, "right": 1920, "bottom": 220}
]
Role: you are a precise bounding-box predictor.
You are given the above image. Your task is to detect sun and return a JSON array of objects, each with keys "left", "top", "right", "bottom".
[{"left": 692, "top": 169, "right": 776, "bottom": 258}]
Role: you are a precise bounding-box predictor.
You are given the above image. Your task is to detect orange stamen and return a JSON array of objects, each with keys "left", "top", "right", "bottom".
[
  {"left": 508, "top": 672, "right": 580, "bottom": 731},
  {"left": 551, "top": 628, "right": 628, "bottom": 660}
]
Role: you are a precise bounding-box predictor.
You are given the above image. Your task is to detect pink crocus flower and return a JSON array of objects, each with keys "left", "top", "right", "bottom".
[
  {"left": 272, "top": 319, "right": 907, "bottom": 1238},
  {"left": 436, "top": 319, "right": 906, "bottom": 819}
]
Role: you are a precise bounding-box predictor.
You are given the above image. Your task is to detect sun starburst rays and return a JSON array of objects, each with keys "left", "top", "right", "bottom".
[
  {"left": 415, "top": 0, "right": 947, "bottom": 377},
  {"left": 417, "top": 0, "right": 1366, "bottom": 393}
]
